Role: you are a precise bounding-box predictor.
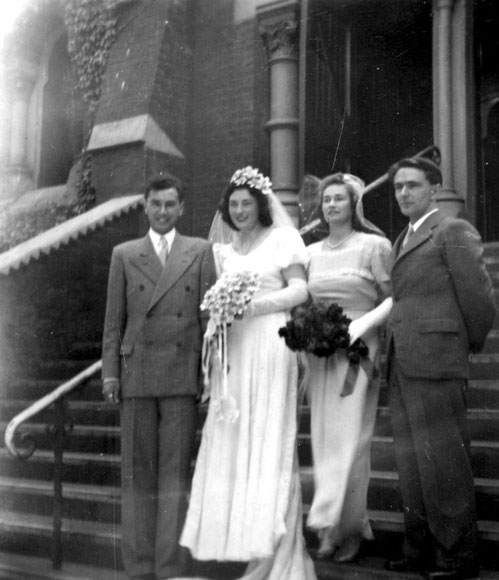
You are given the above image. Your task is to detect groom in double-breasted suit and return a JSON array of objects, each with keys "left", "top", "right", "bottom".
[
  {"left": 102, "top": 173, "right": 216, "bottom": 580},
  {"left": 384, "top": 157, "right": 496, "bottom": 580}
]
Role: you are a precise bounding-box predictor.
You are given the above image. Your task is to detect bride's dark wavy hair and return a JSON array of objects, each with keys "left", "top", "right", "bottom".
[{"left": 218, "top": 183, "right": 273, "bottom": 231}]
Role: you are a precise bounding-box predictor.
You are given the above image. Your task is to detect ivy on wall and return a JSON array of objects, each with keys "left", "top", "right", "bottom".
[
  {"left": 65, "top": 0, "right": 135, "bottom": 117},
  {"left": 0, "top": 0, "right": 137, "bottom": 252},
  {"left": 64, "top": 0, "right": 136, "bottom": 214}
]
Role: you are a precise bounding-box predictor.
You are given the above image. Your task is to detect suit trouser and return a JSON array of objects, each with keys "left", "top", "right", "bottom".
[
  {"left": 120, "top": 396, "right": 197, "bottom": 579},
  {"left": 388, "top": 359, "right": 479, "bottom": 570}
]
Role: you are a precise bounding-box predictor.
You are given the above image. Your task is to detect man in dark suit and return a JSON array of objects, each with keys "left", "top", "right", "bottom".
[
  {"left": 384, "top": 157, "right": 496, "bottom": 580},
  {"left": 102, "top": 173, "right": 217, "bottom": 580}
]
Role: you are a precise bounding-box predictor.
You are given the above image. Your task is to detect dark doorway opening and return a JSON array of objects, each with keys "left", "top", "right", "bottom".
[
  {"left": 304, "top": 0, "right": 433, "bottom": 241},
  {"left": 476, "top": 0, "right": 499, "bottom": 242},
  {"left": 38, "top": 33, "right": 73, "bottom": 188}
]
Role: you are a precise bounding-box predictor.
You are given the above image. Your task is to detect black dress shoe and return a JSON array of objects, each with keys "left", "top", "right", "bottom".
[
  {"left": 385, "top": 557, "right": 424, "bottom": 572},
  {"left": 426, "top": 564, "right": 480, "bottom": 580}
]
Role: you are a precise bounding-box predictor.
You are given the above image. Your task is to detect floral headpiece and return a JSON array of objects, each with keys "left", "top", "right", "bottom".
[{"left": 230, "top": 166, "right": 273, "bottom": 196}]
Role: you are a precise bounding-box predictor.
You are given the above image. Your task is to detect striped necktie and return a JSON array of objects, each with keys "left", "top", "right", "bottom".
[{"left": 158, "top": 236, "right": 168, "bottom": 266}]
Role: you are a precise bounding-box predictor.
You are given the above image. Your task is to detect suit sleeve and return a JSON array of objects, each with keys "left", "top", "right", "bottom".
[
  {"left": 101, "top": 248, "right": 127, "bottom": 381},
  {"left": 441, "top": 218, "right": 496, "bottom": 353},
  {"left": 198, "top": 243, "right": 217, "bottom": 334}
]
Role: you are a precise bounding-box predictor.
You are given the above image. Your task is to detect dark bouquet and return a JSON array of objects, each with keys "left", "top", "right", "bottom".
[{"left": 278, "top": 300, "right": 369, "bottom": 364}]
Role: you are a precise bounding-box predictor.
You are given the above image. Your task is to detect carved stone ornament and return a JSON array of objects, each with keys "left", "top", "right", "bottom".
[{"left": 259, "top": 20, "right": 299, "bottom": 59}]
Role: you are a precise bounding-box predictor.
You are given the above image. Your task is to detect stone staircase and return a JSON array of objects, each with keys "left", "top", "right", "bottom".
[{"left": 0, "top": 244, "right": 498, "bottom": 579}]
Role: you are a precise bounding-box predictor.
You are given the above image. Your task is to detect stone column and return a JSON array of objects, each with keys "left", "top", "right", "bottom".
[
  {"left": 433, "top": 0, "right": 465, "bottom": 216},
  {"left": 2, "top": 64, "right": 36, "bottom": 198},
  {"left": 257, "top": 0, "right": 300, "bottom": 225},
  {"left": 451, "top": 0, "right": 476, "bottom": 219}
]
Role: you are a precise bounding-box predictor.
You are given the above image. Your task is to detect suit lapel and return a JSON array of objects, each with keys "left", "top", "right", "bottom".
[
  {"left": 129, "top": 235, "right": 163, "bottom": 284},
  {"left": 394, "top": 211, "right": 444, "bottom": 263},
  {"left": 148, "top": 234, "right": 197, "bottom": 312}
]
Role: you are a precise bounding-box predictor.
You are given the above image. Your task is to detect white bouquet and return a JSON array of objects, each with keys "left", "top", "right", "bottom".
[
  {"left": 201, "top": 270, "right": 260, "bottom": 422},
  {"left": 201, "top": 270, "right": 260, "bottom": 325}
]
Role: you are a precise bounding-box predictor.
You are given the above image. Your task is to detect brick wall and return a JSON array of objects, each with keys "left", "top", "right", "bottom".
[
  {"left": 185, "top": 0, "right": 269, "bottom": 238},
  {"left": 92, "top": 0, "right": 191, "bottom": 202},
  {"left": 96, "top": 0, "right": 167, "bottom": 124}
]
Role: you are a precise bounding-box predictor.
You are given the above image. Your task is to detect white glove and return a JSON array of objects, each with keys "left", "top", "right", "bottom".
[
  {"left": 245, "top": 278, "right": 308, "bottom": 318},
  {"left": 348, "top": 297, "right": 393, "bottom": 344}
]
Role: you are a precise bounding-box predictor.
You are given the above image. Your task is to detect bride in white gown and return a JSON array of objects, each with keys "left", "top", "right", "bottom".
[{"left": 180, "top": 167, "right": 317, "bottom": 580}]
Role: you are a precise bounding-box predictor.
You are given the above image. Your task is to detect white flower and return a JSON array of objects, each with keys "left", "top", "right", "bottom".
[
  {"left": 201, "top": 270, "right": 260, "bottom": 326},
  {"left": 230, "top": 166, "right": 273, "bottom": 196}
]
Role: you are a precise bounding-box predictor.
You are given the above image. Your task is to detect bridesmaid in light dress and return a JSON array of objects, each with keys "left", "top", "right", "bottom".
[{"left": 305, "top": 173, "right": 392, "bottom": 563}]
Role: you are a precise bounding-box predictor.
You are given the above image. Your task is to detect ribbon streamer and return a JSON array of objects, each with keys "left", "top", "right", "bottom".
[{"left": 340, "top": 355, "right": 378, "bottom": 398}]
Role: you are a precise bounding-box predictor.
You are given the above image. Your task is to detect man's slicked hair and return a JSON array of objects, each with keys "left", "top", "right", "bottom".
[
  {"left": 388, "top": 157, "right": 442, "bottom": 186},
  {"left": 145, "top": 172, "right": 185, "bottom": 201}
]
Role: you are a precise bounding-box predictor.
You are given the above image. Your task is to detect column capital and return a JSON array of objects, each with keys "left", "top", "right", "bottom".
[
  {"left": 257, "top": 0, "right": 300, "bottom": 60},
  {"left": 259, "top": 20, "right": 299, "bottom": 60}
]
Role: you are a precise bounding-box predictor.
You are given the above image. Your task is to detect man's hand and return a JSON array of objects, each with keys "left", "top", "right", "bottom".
[{"left": 102, "top": 378, "right": 120, "bottom": 405}]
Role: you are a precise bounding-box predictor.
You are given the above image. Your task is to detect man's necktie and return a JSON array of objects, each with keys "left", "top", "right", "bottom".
[
  {"left": 158, "top": 236, "right": 168, "bottom": 266},
  {"left": 402, "top": 224, "right": 414, "bottom": 247}
]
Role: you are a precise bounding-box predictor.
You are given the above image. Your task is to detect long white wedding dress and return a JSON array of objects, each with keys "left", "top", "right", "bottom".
[{"left": 180, "top": 226, "right": 316, "bottom": 580}]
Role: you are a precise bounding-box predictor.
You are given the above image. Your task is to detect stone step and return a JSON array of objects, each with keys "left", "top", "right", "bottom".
[
  {"left": 2, "top": 392, "right": 499, "bottom": 441},
  {"left": 1, "top": 551, "right": 497, "bottom": 580},
  {"left": 0, "top": 508, "right": 122, "bottom": 570},
  {"left": 0, "top": 476, "right": 121, "bottom": 523},
  {"left": 3, "top": 450, "right": 499, "bottom": 525},
  {"left": 2, "top": 422, "right": 499, "bottom": 481},
  {"left": 377, "top": 378, "right": 499, "bottom": 409},
  {"left": 0, "top": 400, "right": 117, "bottom": 428},
  {"left": 481, "top": 330, "right": 499, "bottom": 353},
  {"left": 374, "top": 406, "right": 499, "bottom": 441},
  {"left": 469, "top": 354, "right": 499, "bottom": 381},
  {"left": 1, "top": 378, "right": 103, "bottom": 401},
  {"left": 0, "top": 448, "right": 120, "bottom": 487},
  {"left": 0, "top": 551, "right": 127, "bottom": 580},
  {"left": 4, "top": 344, "right": 499, "bottom": 400},
  {"left": 1, "top": 507, "right": 498, "bottom": 577}
]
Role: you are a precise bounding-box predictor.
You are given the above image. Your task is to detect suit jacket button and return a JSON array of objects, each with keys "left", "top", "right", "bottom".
[
  {"left": 177, "top": 312, "right": 183, "bottom": 318},
  {"left": 176, "top": 342, "right": 182, "bottom": 348},
  {"left": 185, "top": 285, "right": 191, "bottom": 292},
  {"left": 139, "top": 284, "right": 145, "bottom": 291},
  {"left": 146, "top": 311, "right": 152, "bottom": 318}
]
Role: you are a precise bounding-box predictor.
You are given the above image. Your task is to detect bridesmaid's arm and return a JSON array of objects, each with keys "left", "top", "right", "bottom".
[{"left": 348, "top": 297, "right": 393, "bottom": 345}]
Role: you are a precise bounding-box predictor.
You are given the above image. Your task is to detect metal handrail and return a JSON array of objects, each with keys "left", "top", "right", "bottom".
[
  {"left": 4, "top": 358, "right": 102, "bottom": 569},
  {"left": 298, "top": 144, "right": 441, "bottom": 236},
  {"left": 5, "top": 359, "right": 102, "bottom": 459}
]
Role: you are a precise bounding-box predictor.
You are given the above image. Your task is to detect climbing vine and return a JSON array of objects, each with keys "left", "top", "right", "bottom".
[
  {"left": 65, "top": 0, "right": 135, "bottom": 113},
  {"left": 64, "top": 0, "right": 136, "bottom": 212}
]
